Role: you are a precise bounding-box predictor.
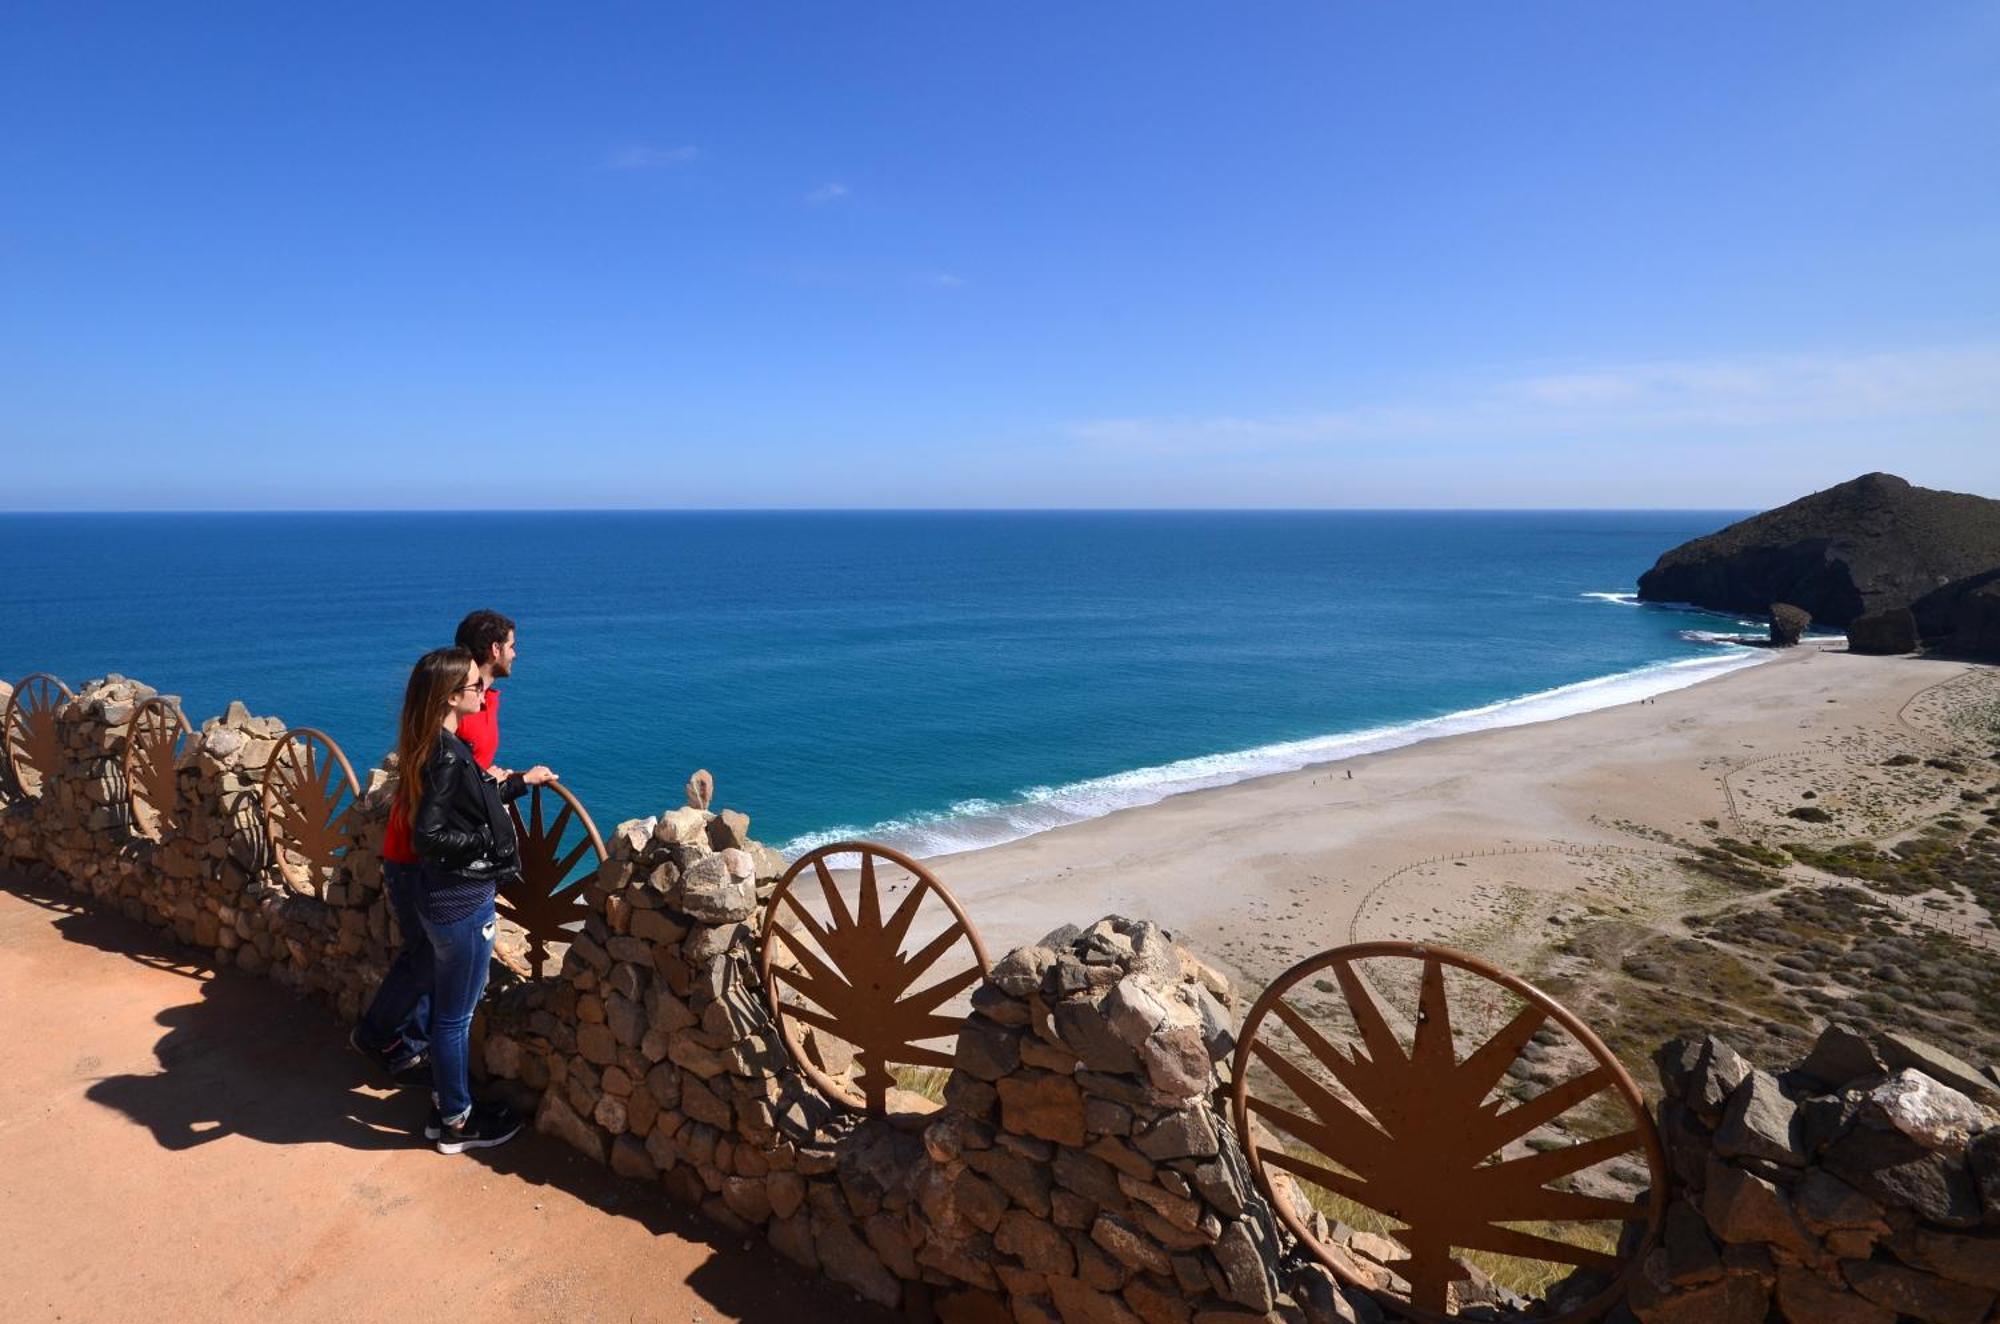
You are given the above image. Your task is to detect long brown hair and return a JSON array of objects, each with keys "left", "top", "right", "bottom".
[{"left": 396, "top": 646, "right": 476, "bottom": 826}]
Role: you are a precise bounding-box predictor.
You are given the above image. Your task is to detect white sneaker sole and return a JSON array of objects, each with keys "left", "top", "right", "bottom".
[{"left": 435, "top": 1122, "right": 522, "bottom": 1155}]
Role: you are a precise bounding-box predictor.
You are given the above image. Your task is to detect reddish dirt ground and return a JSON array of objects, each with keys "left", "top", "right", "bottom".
[{"left": 0, "top": 873, "right": 895, "bottom": 1324}]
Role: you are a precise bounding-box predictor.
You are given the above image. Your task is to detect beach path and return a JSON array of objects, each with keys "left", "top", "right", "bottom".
[{"left": 0, "top": 874, "right": 890, "bottom": 1324}]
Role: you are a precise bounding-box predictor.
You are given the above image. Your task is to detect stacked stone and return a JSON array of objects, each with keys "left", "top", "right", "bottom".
[
  {"left": 0, "top": 676, "right": 151, "bottom": 887},
  {"left": 142, "top": 701, "right": 281, "bottom": 947},
  {"left": 0, "top": 676, "right": 409, "bottom": 1023},
  {"left": 921, "top": 915, "right": 1301, "bottom": 1324},
  {"left": 1637, "top": 1025, "right": 2000, "bottom": 1323},
  {"left": 477, "top": 804, "right": 888, "bottom": 1283}
]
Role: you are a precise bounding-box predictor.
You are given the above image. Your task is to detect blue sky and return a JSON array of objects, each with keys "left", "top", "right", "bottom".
[{"left": 3, "top": 3, "right": 1995, "bottom": 509}]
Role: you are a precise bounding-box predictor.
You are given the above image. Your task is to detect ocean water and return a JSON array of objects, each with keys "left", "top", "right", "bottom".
[{"left": 0, "top": 511, "right": 1770, "bottom": 858}]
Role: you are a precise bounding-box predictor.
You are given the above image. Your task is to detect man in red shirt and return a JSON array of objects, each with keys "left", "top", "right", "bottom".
[{"left": 352, "top": 609, "right": 519, "bottom": 1078}]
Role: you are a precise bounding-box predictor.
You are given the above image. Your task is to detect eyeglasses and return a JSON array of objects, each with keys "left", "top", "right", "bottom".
[{"left": 455, "top": 680, "right": 487, "bottom": 695}]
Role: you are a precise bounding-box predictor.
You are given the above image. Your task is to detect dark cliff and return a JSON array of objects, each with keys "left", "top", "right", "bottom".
[
  {"left": 1913, "top": 566, "right": 2000, "bottom": 661},
  {"left": 1636, "top": 472, "right": 2000, "bottom": 627}
]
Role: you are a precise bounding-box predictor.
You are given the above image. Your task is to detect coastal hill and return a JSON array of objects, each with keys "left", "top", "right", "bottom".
[{"left": 1636, "top": 471, "right": 2000, "bottom": 627}]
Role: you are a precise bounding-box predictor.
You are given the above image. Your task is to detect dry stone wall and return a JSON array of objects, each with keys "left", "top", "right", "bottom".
[
  {"left": 6, "top": 670, "right": 1998, "bottom": 1323},
  {"left": 1637, "top": 1027, "right": 2000, "bottom": 1323}
]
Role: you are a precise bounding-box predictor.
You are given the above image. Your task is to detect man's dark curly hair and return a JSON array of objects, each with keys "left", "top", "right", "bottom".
[{"left": 455, "top": 609, "right": 515, "bottom": 664}]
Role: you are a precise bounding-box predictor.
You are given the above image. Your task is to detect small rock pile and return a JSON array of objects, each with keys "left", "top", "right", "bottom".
[
  {"left": 925, "top": 916, "right": 1300, "bottom": 1324},
  {"left": 1638, "top": 1024, "right": 2000, "bottom": 1323}
]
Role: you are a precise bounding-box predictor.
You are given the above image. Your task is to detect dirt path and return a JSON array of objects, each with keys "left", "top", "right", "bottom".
[{"left": 0, "top": 873, "right": 891, "bottom": 1324}]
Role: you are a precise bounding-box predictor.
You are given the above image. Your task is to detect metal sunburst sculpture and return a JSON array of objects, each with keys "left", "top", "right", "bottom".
[
  {"left": 760, "top": 841, "right": 990, "bottom": 1115},
  {"left": 4, "top": 673, "right": 74, "bottom": 799},
  {"left": 497, "top": 780, "right": 607, "bottom": 975},
  {"left": 1232, "top": 942, "right": 1664, "bottom": 1323},
  {"left": 122, "top": 696, "right": 191, "bottom": 839},
  {"left": 259, "top": 727, "right": 362, "bottom": 898}
]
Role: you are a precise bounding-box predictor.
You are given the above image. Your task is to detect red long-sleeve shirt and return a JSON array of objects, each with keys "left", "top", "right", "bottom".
[{"left": 383, "top": 688, "right": 502, "bottom": 864}]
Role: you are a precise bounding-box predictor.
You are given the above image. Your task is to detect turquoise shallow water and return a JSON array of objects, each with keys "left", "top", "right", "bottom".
[{"left": 0, "top": 511, "right": 1765, "bottom": 856}]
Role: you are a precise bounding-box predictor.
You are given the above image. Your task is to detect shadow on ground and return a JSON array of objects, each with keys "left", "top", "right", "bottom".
[{"left": 1, "top": 870, "right": 897, "bottom": 1323}]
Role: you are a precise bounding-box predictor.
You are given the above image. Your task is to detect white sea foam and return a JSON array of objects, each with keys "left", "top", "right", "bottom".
[{"left": 780, "top": 640, "right": 1776, "bottom": 861}]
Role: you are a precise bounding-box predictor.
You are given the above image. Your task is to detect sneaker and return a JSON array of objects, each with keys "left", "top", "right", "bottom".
[
  {"left": 422, "top": 1106, "right": 443, "bottom": 1141},
  {"left": 348, "top": 1026, "right": 407, "bottom": 1077},
  {"left": 435, "top": 1101, "right": 522, "bottom": 1155},
  {"left": 387, "top": 1047, "right": 430, "bottom": 1080}
]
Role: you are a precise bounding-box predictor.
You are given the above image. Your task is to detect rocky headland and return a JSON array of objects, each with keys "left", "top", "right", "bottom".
[{"left": 1637, "top": 473, "right": 2000, "bottom": 658}]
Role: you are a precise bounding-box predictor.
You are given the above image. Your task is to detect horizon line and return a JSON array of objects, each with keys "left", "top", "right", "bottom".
[{"left": 0, "top": 505, "right": 1760, "bottom": 516}]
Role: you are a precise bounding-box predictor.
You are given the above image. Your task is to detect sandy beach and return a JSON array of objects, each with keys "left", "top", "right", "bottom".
[{"left": 927, "top": 646, "right": 1999, "bottom": 1001}]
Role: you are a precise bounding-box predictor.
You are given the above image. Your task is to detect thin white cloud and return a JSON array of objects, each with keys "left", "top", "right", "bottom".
[
  {"left": 925, "top": 272, "right": 965, "bottom": 290},
  {"left": 605, "top": 144, "right": 699, "bottom": 171},
  {"left": 805, "top": 182, "right": 850, "bottom": 205},
  {"left": 1068, "top": 343, "right": 2000, "bottom": 457}
]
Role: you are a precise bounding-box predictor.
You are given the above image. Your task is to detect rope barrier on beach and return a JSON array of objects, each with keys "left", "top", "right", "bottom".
[
  {"left": 1344, "top": 830, "right": 2000, "bottom": 955},
  {"left": 1343, "top": 839, "right": 1681, "bottom": 946}
]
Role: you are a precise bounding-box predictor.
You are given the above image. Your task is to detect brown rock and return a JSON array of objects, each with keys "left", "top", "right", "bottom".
[
  {"left": 1797, "top": 1023, "right": 1888, "bottom": 1092},
  {"left": 1794, "top": 1170, "right": 1887, "bottom": 1233},
  {"left": 956, "top": 1016, "right": 1024, "bottom": 1081},
  {"left": 767, "top": 1170, "right": 806, "bottom": 1221},
  {"left": 1889, "top": 1226, "right": 2000, "bottom": 1291},
  {"left": 1715, "top": 1070, "right": 1805, "bottom": 1167},
  {"left": 1091, "top": 1214, "right": 1171, "bottom": 1276},
  {"left": 1046, "top": 1276, "right": 1144, "bottom": 1324},
  {"left": 997, "top": 1209, "right": 1077, "bottom": 1276},
  {"left": 1120, "top": 1275, "right": 1192, "bottom": 1324},
  {"left": 1138, "top": 1024, "right": 1211, "bottom": 1100},
  {"left": 965, "top": 1144, "right": 1054, "bottom": 1218},
  {"left": 1210, "top": 1219, "right": 1274, "bottom": 1313},
  {"left": 576, "top": 1021, "right": 617, "bottom": 1066},
  {"left": 767, "top": 1211, "right": 818, "bottom": 1270},
  {"left": 1774, "top": 1266, "right": 1892, "bottom": 1324},
  {"left": 1825, "top": 1124, "right": 1983, "bottom": 1227},
  {"left": 1660, "top": 1200, "right": 1722, "bottom": 1285},
  {"left": 1630, "top": 1273, "right": 1769, "bottom": 1324},
  {"left": 535, "top": 1091, "right": 606, "bottom": 1165},
  {"left": 609, "top": 1133, "right": 657, "bottom": 1180},
  {"left": 999, "top": 1072, "right": 1088, "bottom": 1148},
  {"left": 1131, "top": 1107, "right": 1218, "bottom": 1161},
  {"left": 722, "top": 1175, "right": 773, "bottom": 1225},
  {"left": 811, "top": 1210, "right": 901, "bottom": 1308},
  {"left": 1842, "top": 1259, "right": 1994, "bottom": 1324},
  {"left": 1702, "top": 1159, "right": 1817, "bottom": 1260},
  {"left": 1071, "top": 1234, "right": 1127, "bottom": 1294},
  {"left": 630, "top": 906, "right": 687, "bottom": 946}
]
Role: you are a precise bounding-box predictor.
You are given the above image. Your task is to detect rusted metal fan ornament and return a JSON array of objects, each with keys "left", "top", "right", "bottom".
[
  {"left": 123, "top": 696, "right": 191, "bottom": 839},
  {"left": 4, "top": 673, "right": 74, "bottom": 799},
  {"left": 760, "top": 842, "right": 990, "bottom": 1115},
  {"left": 259, "top": 727, "right": 362, "bottom": 898},
  {"left": 1231, "top": 942, "right": 1664, "bottom": 1323},
  {"left": 498, "top": 781, "right": 607, "bottom": 975}
]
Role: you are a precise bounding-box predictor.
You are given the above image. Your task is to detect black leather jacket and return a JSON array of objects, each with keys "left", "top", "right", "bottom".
[{"left": 412, "top": 729, "right": 528, "bottom": 881}]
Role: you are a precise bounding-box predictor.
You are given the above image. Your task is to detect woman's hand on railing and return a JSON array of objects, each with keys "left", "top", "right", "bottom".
[{"left": 520, "top": 765, "right": 559, "bottom": 786}]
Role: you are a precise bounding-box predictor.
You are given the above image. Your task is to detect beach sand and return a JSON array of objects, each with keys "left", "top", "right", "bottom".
[{"left": 925, "top": 646, "right": 1997, "bottom": 1001}]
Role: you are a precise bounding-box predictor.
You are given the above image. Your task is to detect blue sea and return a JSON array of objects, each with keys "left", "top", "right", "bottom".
[{"left": 0, "top": 512, "right": 1769, "bottom": 858}]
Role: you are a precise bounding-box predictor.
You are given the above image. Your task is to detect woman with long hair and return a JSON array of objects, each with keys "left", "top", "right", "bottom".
[{"left": 395, "top": 645, "right": 555, "bottom": 1152}]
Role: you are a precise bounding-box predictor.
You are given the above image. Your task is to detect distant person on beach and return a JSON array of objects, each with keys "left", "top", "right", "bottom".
[
  {"left": 351, "top": 610, "right": 522, "bottom": 1080},
  {"left": 398, "top": 644, "right": 557, "bottom": 1152}
]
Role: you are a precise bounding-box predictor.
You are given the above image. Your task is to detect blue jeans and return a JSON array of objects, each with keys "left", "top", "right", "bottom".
[
  {"left": 357, "top": 860, "right": 432, "bottom": 1060},
  {"left": 421, "top": 891, "right": 497, "bottom": 1124}
]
